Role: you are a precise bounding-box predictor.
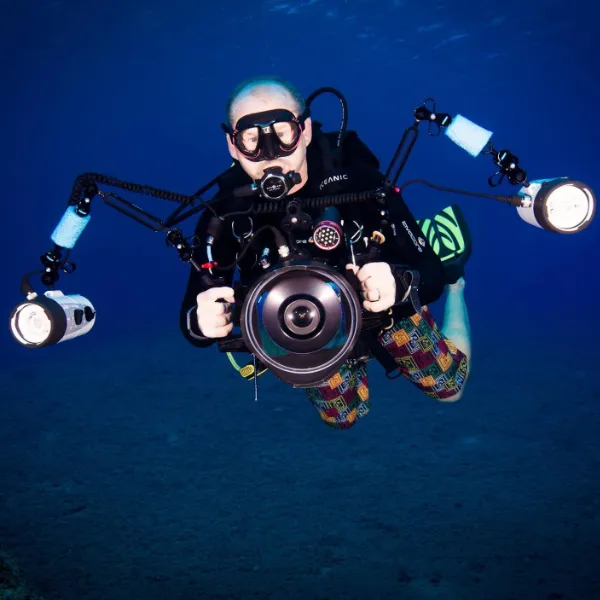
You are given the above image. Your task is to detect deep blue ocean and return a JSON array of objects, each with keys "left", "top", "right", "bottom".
[{"left": 1, "top": 0, "right": 599, "bottom": 598}]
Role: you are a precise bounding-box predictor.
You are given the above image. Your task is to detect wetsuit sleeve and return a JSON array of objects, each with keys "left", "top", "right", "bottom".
[
  {"left": 179, "top": 207, "right": 236, "bottom": 348},
  {"left": 344, "top": 168, "right": 445, "bottom": 307},
  {"left": 340, "top": 148, "right": 421, "bottom": 307},
  {"left": 383, "top": 191, "right": 447, "bottom": 308}
]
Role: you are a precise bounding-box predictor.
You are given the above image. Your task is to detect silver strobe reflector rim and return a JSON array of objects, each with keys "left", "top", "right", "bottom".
[
  {"left": 544, "top": 181, "right": 595, "bottom": 233},
  {"left": 10, "top": 302, "right": 55, "bottom": 346},
  {"left": 518, "top": 179, "right": 596, "bottom": 234}
]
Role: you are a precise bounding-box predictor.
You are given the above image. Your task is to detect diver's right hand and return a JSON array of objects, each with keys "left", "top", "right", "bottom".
[{"left": 196, "top": 287, "right": 235, "bottom": 338}]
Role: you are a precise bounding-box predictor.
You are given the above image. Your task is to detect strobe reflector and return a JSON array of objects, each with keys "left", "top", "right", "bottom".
[
  {"left": 517, "top": 178, "right": 596, "bottom": 234},
  {"left": 10, "top": 290, "right": 96, "bottom": 348}
]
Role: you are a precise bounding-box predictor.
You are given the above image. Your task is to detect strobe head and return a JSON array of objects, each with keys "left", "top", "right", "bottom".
[
  {"left": 240, "top": 263, "right": 362, "bottom": 388},
  {"left": 517, "top": 178, "right": 596, "bottom": 234},
  {"left": 10, "top": 290, "right": 96, "bottom": 348}
]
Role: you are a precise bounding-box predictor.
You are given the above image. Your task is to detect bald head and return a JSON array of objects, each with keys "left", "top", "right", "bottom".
[
  {"left": 226, "top": 77, "right": 306, "bottom": 128},
  {"left": 224, "top": 77, "right": 312, "bottom": 190}
]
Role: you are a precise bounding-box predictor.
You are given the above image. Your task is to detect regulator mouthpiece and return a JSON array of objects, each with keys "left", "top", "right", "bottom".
[{"left": 259, "top": 168, "right": 301, "bottom": 200}]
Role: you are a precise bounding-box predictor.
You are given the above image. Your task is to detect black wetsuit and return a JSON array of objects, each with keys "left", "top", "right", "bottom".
[{"left": 180, "top": 127, "right": 446, "bottom": 349}]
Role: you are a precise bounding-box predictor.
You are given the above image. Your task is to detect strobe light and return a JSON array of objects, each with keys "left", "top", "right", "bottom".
[
  {"left": 10, "top": 290, "right": 96, "bottom": 348},
  {"left": 517, "top": 178, "right": 596, "bottom": 234}
]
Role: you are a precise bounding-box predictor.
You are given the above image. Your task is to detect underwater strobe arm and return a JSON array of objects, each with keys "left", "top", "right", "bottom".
[
  {"left": 9, "top": 171, "right": 225, "bottom": 348},
  {"left": 10, "top": 92, "right": 597, "bottom": 351},
  {"left": 386, "top": 98, "right": 596, "bottom": 235}
]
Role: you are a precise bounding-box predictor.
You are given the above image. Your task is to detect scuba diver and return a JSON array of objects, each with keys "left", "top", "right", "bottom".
[
  {"left": 179, "top": 76, "right": 472, "bottom": 429},
  {"left": 9, "top": 76, "right": 594, "bottom": 423}
]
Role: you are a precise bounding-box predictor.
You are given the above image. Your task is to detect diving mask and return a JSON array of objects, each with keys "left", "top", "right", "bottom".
[{"left": 222, "top": 108, "right": 310, "bottom": 162}]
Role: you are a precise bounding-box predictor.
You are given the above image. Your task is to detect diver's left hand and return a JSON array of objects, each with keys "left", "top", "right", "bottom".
[{"left": 346, "top": 262, "right": 396, "bottom": 312}]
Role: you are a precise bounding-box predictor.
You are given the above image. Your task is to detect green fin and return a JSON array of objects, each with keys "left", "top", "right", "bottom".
[{"left": 417, "top": 204, "right": 472, "bottom": 282}]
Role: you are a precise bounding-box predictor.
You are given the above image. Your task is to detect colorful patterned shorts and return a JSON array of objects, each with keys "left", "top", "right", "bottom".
[{"left": 304, "top": 306, "right": 468, "bottom": 429}]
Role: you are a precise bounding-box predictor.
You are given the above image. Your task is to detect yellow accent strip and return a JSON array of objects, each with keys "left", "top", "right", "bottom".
[
  {"left": 419, "top": 219, "right": 432, "bottom": 238},
  {"left": 226, "top": 352, "right": 241, "bottom": 372},
  {"left": 226, "top": 351, "right": 267, "bottom": 380},
  {"left": 435, "top": 212, "right": 464, "bottom": 251}
]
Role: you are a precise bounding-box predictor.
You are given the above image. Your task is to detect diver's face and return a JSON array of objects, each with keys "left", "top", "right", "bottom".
[{"left": 227, "top": 86, "right": 312, "bottom": 189}]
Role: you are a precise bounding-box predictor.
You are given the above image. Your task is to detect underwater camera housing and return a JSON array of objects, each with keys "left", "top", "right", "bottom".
[
  {"left": 238, "top": 261, "right": 363, "bottom": 388},
  {"left": 221, "top": 174, "right": 382, "bottom": 388}
]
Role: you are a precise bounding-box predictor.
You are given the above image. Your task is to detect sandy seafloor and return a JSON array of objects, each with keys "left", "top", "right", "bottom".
[{"left": 1, "top": 321, "right": 598, "bottom": 600}]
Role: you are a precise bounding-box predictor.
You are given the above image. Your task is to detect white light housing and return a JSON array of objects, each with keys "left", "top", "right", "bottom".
[
  {"left": 10, "top": 290, "right": 96, "bottom": 348},
  {"left": 516, "top": 178, "right": 596, "bottom": 234}
]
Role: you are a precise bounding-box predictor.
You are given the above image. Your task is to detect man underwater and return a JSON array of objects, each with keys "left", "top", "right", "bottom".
[{"left": 180, "top": 76, "right": 471, "bottom": 429}]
